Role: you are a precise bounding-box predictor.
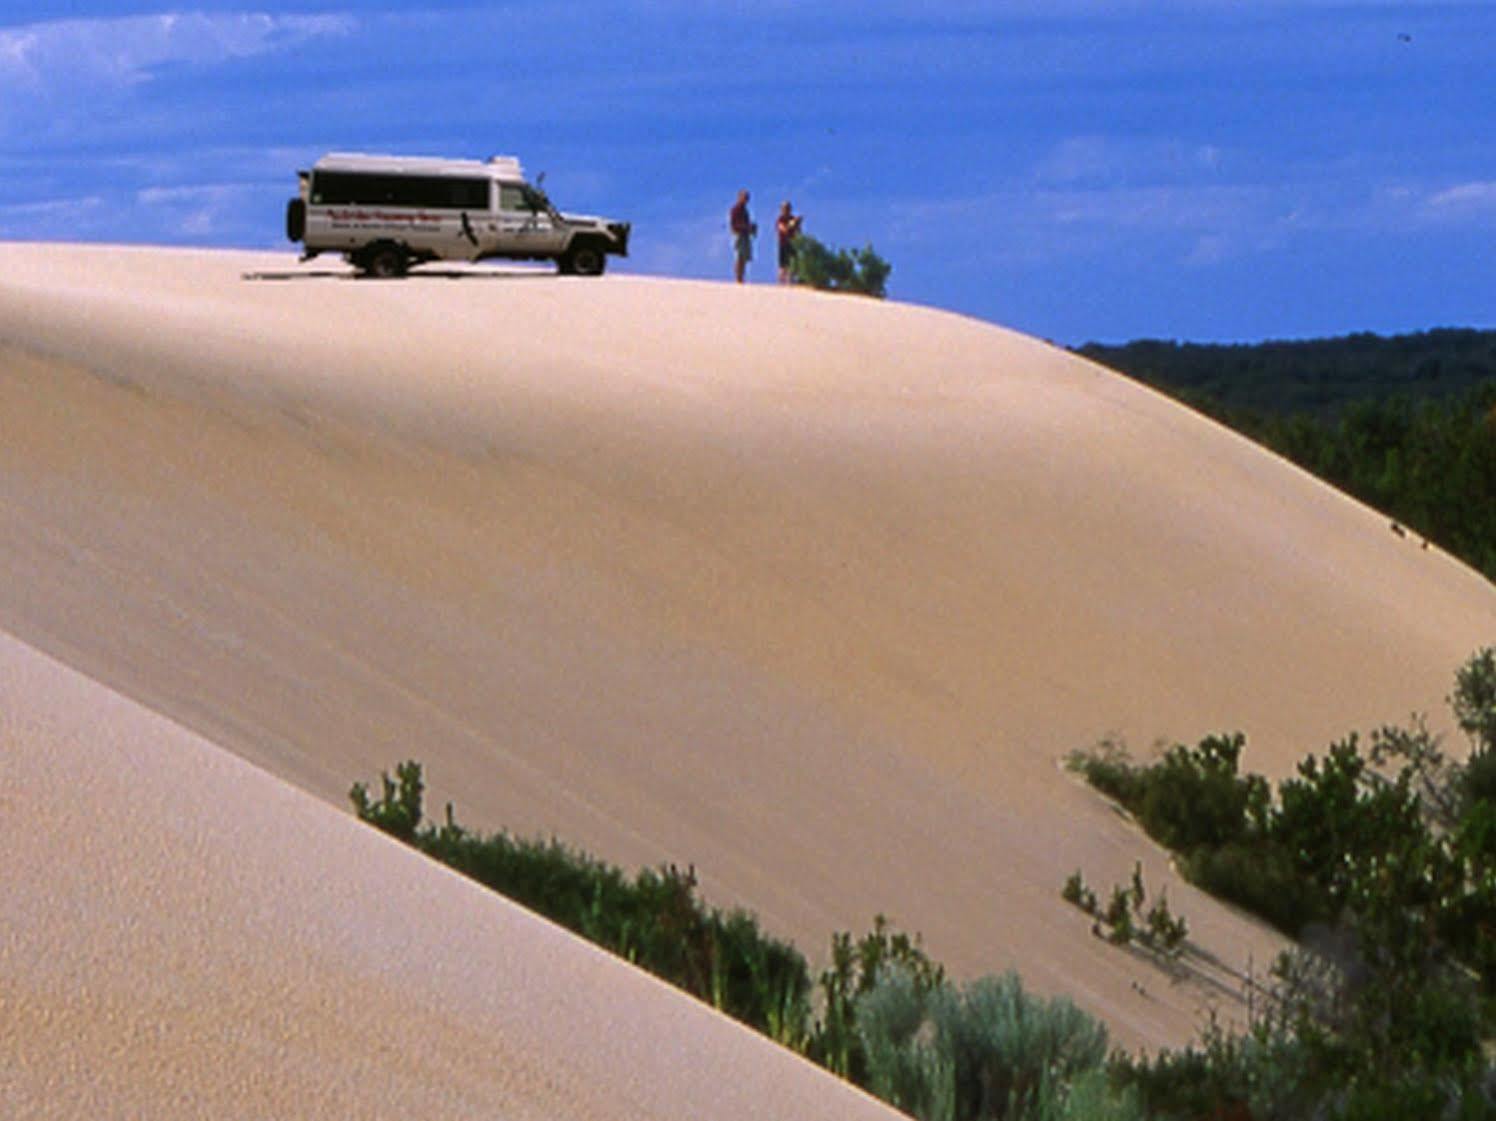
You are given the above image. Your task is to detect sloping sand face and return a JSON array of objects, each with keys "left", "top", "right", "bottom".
[
  {"left": 2, "top": 244, "right": 1494, "bottom": 1061},
  {"left": 0, "top": 631, "right": 903, "bottom": 1121}
]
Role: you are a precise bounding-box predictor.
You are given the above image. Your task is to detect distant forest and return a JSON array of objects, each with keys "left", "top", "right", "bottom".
[
  {"left": 1077, "top": 328, "right": 1496, "bottom": 418},
  {"left": 1074, "top": 329, "right": 1496, "bottom": 582}
]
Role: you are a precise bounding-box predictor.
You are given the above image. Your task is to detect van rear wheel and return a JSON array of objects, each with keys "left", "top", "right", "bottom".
[{"left": 360, "top": 243, "right": 408, "bottom": 279}]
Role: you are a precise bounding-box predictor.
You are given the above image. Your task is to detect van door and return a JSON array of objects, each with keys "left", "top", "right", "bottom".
[
  {"left": 497, "top": 182, "right": 566, "bottom": 257},
  {"left": 437, "top": 176, "right": 489, "bottom": 261}
]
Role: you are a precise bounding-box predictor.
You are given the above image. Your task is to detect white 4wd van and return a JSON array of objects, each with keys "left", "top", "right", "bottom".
[{"left": 286, "top": 152, "right": 630, "bottom": 277}]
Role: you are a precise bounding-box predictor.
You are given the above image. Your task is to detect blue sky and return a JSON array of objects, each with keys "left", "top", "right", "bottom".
[{"left": 1, "top": 2, "right": 1491, "bottom": 344}]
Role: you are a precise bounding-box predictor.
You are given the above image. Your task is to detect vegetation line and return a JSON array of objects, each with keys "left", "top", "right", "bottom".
[
  {"left": 350, "top": 648, "right": 1496, "bottom": 1118},
  {"left": 1068, "top": 647, "right": 1496, "bottom": 1119},
  {"left": 1077, "top": 330, "right": 1496, "bottom": 582}
]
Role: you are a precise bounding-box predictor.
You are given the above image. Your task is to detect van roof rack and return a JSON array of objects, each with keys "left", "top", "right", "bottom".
[{"left": 314, "top": 152, "right": 527, "bottom": 180}]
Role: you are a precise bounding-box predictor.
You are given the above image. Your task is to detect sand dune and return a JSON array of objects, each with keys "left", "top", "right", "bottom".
[
  {"left": 0, "top": 629, "right": 903, "bottom": 1120},
  {"left": 3, "top": 244, "right": 1494, "bottom": 1101}
]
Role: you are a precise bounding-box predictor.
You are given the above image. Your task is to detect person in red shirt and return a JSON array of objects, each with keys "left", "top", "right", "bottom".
[
  {"left": 776, "top": 200, "right": 804, "bottom": 284},
  {"left": 729, "top": 189, "right": 755, "bottom": 283}
]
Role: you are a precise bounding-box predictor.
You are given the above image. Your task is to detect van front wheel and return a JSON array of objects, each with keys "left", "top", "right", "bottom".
[{"left": 560, "top": 244, "right": 606, "bottom": 277}]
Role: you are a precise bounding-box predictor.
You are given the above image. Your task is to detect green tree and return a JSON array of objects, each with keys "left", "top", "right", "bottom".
[
  {"left": 1453, "top": 646, "right": 1496, "bottom": 755},
  {"left": 1076, "top": 333, "right": 1496, "bottom": 583},
  {"left": 791, "top": 234, "right": 892, "bottom": 298}
]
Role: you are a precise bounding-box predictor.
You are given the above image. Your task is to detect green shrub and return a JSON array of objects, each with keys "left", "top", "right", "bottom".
[
  {"left": 1064, "top": 864, "right": 1188, "bottom": 960},
  {"left": 791, "top": 234, "right": 891, "bottom": 298},
  {"left": 1067, "top": 735, "right": 1269, "bottom": 858},
  {"left": 855, "top": 969, "right": 954, "bottom": 1121},
  {"left": 943, "top": 974, "right": 1109, "bottom": 1119},
  {"left": 348, "top": 759, "right": 424, "bottom": 842},
  {"left": 1331, "top": 1064, "right": 1495, "bottom": 1121},
  {"left": 1061, "top": 870, "right": 1097, "bottom": 915},
  {"left": 1143, "top": 895, "right": 1189, "bottom": 955},
  {"left": 1369, "top": 717, "right": 1465, "bottom": 829},
  {"left": 1453, "top": 646, "right": 1496, "bottom": 754},
  {"left": 1137, "top": 734, "right": 1265, "bottom": 853},
  {"left": 1065, "top": 739, "right": 1144, "bottom": 808},
  {"left": 351, "top": 763, "right": 812, "bottom": 1043},
  {"left": 1464, "top": 750, "right": 1496, "bottom": 809},
  {"left": 1185, "top": 839, "right": 1319, "bottom": 934},
  {"left": 1455, "top": 647, "right": 1496, "bottom": 815},
  {"left": 348, "top": 646, "right": 1496, "bottom": 1120},
  {"left": 809, "top": 914, "right": 945, "bottom": 1082},
  {"left": 1274, "top": 736, "right": 1427, "bottom": 920},
  {"left": 1110, "top": 1040, "right": 1252, "bottom": 1121},
  {"left": 855, "top": 969, "right": 1111, "bottom": 1121},
  {"left": 1110, "top": 1008, "right": 1343, "bottom": 1121},
  {"left": 1102, "top": 883, "right": 1135, "bottom": 946},
  {"left": 1031, "top": 1069, "right": 1145, "bottom": 1121},
  {"left": 1074, "top": 338, "right": 1496, "bottom": 585},
  {"left": 1079, "top": 650, "right": 1496, "bottom": 1118}
]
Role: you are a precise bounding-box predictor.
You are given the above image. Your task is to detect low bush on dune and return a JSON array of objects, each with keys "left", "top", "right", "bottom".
[
  {"left": 790, "top": 234, "right": 892, "bottom": 298},
  {"left": 350, "top": 646, "right": 1496, "bottom": 1119},
  {"left": 351, "top": 763, "right": 812, "bottom": 1044},
  {"left": 1062, "top": 864, "right": 1188, "bottom": 958},
  {"left": 349, "top": 762, "right": 1131, "bottom": 1117},
  {"left": 1068, "top": 648, "right": 1496, "bottom": 942},
  {"left": 804, "top": 914, "right": 947, "bottom": 1082},
  {"left": 1069, "top": 646, "right": 1496, "bottom": 1119},
  {"left": 855, "top": 968, "right": 1126, "bottom": 1121}
]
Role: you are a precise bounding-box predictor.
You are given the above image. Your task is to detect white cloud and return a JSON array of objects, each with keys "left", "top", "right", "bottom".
[
  {"left": 1184, "top": 234, "right": 1230, "bottom": 266},
  {"left": 1424, "top": 181, "right": 1496, "bottom": 218},
  {"left": 1033, "top": 136, "right": 1231, "bottom": 189},
  {"left": 627, "top": 210, "right": 734, "bottom": 278},
  {"left": 0, "top": 11, "right": 354, "bottom": 95},
  {"left": 882, "top": 177, "right": 1311, "bottom": 272},
  {"left": 1042, "top": 184, "right": 1267, "bottom": 234},
  {"left": 0, "top": 194, "right": 109, "bottom": 239},
  {"left": 135, "top": 180, "right": 272, "bottom": 239}
]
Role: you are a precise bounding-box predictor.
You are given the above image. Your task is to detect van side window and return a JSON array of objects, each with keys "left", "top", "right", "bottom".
[
  {"left": 311, "top": 172, "right": 489, "bottom": 210},
  {"left": 499, "top": 185, "right": 530, "bottom": 212}
]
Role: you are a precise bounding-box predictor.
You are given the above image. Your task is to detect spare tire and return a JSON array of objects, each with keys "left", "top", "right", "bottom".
[{"left": 285, "top": 198, "right": 306, "bottom": 242}]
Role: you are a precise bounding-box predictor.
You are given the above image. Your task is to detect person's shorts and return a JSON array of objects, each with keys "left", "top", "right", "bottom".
[
  {"left": 778, "top": 240, "right": 796, "bottom": 268},
  {"left": 734, "top": 232, "right": 753, "bottom": 262}
]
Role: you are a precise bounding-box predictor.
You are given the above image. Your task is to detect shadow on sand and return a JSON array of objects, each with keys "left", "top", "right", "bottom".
[{"left": 240, "top": 266, "right": 560, "bottom": 283}]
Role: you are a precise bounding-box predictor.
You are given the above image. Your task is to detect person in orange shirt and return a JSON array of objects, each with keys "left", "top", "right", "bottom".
[{"left": 776, "top": 200, "right": 804, "bottom": 284}]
